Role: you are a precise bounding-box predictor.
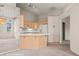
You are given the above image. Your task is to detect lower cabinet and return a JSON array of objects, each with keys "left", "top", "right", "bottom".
[
  {"left": 19, "top": 36, "right": 47, "bottom": 49},
  {"left": 39, "top": 36, "right": 47, "bottom": 48}
]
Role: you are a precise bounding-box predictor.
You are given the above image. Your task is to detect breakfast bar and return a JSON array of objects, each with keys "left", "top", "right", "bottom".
[{"left": 19, "top": 34, "right": 48, "bottom": 49}]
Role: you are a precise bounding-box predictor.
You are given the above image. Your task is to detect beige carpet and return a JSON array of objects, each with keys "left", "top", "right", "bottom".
[{"left": 0, "top": 42, "right": 77, "bottom": 56}]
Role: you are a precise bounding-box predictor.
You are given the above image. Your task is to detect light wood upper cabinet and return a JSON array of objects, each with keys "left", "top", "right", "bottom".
[
  {"left": 32, "top": 23, "right": 39, "bottom": 29},
  {"left": 39, "top": 19, "right": 48, "bottom": 25},
  {"left": 19, "top": 15, "right": 48, "bottom": 29},
  {"left": 19, "top": 15, "right": 25, "bottom": 28},
  {"left": 25, "top": 22, "right": 39, "bottom": 29},
  {"left": 19, "top": 36, "right": 25, "bottom": 48}
]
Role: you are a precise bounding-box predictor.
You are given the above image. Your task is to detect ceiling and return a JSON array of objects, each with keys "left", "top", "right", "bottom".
[{"left": 16, "top": 3, "right": 68, "bottom": 16}]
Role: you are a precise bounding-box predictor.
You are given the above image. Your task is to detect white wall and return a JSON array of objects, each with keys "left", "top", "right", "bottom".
[
  {"left": 70, "top": 4, "right": 79, "bottom": 55},
  {"left": 48, "top": 16, "right": 60, "bottom": 42},
  {"left": 60, "top": 4, "right": 79, "bottom": 55},
  {"left": 0, "top": 7, "right": 20, "bottom": 17}
]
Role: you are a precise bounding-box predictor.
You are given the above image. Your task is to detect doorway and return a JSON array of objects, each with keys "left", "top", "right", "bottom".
[
  {"left": 62, "top": 22, "right": 65, "bottom": 41},
  {"left": 61, "top": 16, "right": 70, "bottom": 45}
]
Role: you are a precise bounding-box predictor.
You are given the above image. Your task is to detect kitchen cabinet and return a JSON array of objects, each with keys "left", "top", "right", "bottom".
[
  {"left": 38, "top": 36, "right": 47, "bottom": 48},
  {"left": 39, "top": 19, "right": 48, "bottom": 25},
  {"left": 19, "top": 15, "right": 25, "bottom": 28},
  {"left": 32, "top": 23, "right": 39, "bottom": 29},
  {"left": 20, "top": 36, "right": 35, "bottom": 49},
  {"left": 25, "top": 36, "right": 34, "bottom": 49},
  {"left": 25, "top": 22, "right": 39, "bottom": 29},
  {"left": 20, "top": 36, "right": 34, "bottom": 49},
  {"left": 19, "top": 35, "right": 47, "bottom": 49},
  {"left": 19, "top": 36, "right": 25, "bottom": 48},
  {"left": 19, "top": 17, "right": 48, "bottom": 29},
  {"left": 19, "top": 16, "right": 32, "bottom": 28}
]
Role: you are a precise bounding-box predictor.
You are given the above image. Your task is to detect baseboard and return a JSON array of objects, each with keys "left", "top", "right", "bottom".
[
  {"left": 70, "top": 50, "right": 79, "bottom": 56},
  {"left": 47, "top": 42, "right": 60, "bottom": 45}
]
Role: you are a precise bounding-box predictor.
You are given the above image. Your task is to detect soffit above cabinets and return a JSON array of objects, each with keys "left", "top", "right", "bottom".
[{"left": 16, "top": 3, "right": 69, "bottom": 16}]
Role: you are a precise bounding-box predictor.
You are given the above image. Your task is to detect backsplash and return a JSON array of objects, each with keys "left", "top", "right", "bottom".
[{"left": 20, "top": 24, "right": 48, "bottom": 34}]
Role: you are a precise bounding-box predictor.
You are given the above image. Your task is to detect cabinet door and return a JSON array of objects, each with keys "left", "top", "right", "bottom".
[
  {"left": 34, "top": 23, "right": 38, "bottom": 29},
  {"left": 24, "top": 36, "right": 34, "bottom": 49},
  {"left": 20, "top": 36, "right": 34, "bottom": 49},
  {"left": 39, "top": 36, "right": 43, "bottom": 48},
  {"left": 39, "top": 19, "right": 48, "bottom": 25},
  {"left": 31, "top": 23, "right": 34, "bottom": 29},
  {"left": 43, "top": 36, "right": 47, "bottom": 47},
  {"left": 19, "top": 16, "right": 24, "bottom": 28},
  {"left": 19, "top": 36, "right": 25, "bottom": 49},
  {"left": 33, "top": 36, "right": 40, "bottom": 48},
  {"left": 39, "top": 36, "right": 47, "bottom": 48}
]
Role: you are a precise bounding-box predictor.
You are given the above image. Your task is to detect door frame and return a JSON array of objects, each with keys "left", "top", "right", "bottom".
[{"left": 59, "top": 16, "right": 70, "bottom": 44}]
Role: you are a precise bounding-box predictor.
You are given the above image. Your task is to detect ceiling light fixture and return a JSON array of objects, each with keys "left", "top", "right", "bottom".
[{"left": 27, "top": 3, "right": 36, "bottom": 8}]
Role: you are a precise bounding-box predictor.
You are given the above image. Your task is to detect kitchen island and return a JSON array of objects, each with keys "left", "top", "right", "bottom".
[{"left": 19, "top": 34, "right": 48, "bottom": 49}]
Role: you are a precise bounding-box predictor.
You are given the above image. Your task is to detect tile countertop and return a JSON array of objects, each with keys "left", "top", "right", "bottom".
[{"left": 20, "top": 33, "right": 48, "bottom": 36}]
